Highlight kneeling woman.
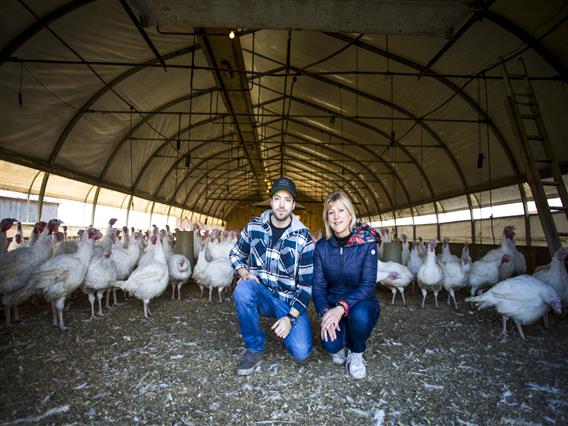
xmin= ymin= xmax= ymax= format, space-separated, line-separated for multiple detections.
xmin=312 ymin=191 xmax=381 ymax=379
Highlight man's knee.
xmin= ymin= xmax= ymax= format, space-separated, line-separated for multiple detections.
xmin=233 ymin=279 xmax=256 ymax=303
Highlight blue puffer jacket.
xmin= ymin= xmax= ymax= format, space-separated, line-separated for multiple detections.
xmin=312 ymin=223 xmax=381 ymax=316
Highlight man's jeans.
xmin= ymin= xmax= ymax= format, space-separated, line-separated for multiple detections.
xmin=233 ymin=279 xmax=313 ymax=361
xmin=321 ymin=298 xmax=380 ymax=354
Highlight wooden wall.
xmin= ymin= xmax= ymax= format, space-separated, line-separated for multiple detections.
xmin=225 ymin=201 xmax=324 ymax=237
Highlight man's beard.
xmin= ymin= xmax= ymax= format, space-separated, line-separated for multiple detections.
xmin=273 ymin=210 xmax=292 ymax=222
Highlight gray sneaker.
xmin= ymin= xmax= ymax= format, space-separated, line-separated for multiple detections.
xmin=331 ymin=348 xmax=347 ymax=365
xmin=236 ymin=349 xmax=264 ymax=375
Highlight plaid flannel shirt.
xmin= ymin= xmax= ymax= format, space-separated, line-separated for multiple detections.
xmin=229 ymin=209 xmax=314 ymax=314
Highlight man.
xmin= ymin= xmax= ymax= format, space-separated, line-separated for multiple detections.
xmin=230 ymin=177 xmax=314 ymax=375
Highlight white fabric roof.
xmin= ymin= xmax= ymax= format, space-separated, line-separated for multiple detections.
xmin=0 ymin=0 xmax=567 ymax=220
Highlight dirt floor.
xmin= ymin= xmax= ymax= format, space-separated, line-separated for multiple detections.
xmin=1 ymin=282 xmax=567 ymax=426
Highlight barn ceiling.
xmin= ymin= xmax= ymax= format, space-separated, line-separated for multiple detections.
xmin=0 ymin=0 xmax=567 ymax=221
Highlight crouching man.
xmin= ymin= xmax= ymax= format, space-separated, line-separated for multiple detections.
xmin=229 ymin=177 xmax=314 ymax=375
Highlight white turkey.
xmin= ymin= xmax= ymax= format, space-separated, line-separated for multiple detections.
xmin=0 ymin=219 xmax=61 ymax=326
xmin=479 ymin=226 xmax=518 ymax=281
xmin=416 ymin=237 xmax=427 ymax=259
xmin=401 ymin=233 xmax=410 ymax=266
xmin=137 ymin=227 xmax=158 ymax=268
xmin=6 ymin=220 xmax=23 ymax=252
xmin=192 ymin=244 xmax=208 ymax=297
xmin=468 ymin=254 xmax=511 ymax=298
xmin=407 ymin=239 xmax=424 ymax=293
xmin=161 ymin=228 xmax=175 ymax=260
xmin=441 ymin=244 xmax=471 ymax=309
xmin=28 ymin=227 xmax=98 ymax=330
xmin=437 ymin=237 xmax=458 ymax=264
xmin=377 ymin=259 xmax=414 ymax=306
xmin=193 ymin=244 xmax=234 ymax=303
xmin=206 ymin=228 xmax=233 ymax=261
xmin=377 ymin=228 xmax=390 ymax=260
xmin=533 ymin=247 xmax=568 ymax=306
xmin=466 ymin=275 xmax=562 ymax=339
xmin=1 ymin=218 xmax=16 ymax=254
xmin=112 ymin=235 xmax=169 ymax=319
xmin=169 ymin=254 xmax=192 ymax=300
xmin=95 ymin=218 xmax=117 ymax=256
xmin=417 ymin=239 xmax=445 ymax=308
xmin=82 ymin=247 xmax=117 ymax=319
xmin=105 ymin=231 xmax=142 ymax=308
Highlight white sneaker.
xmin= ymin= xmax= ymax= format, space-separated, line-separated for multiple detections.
xmin=331 ymin=348 xmax=347 ymax=365
xmin=346 ymin=351 xmax=367 ymax=379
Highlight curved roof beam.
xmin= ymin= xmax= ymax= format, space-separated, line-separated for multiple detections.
xmin=147 ymin=94 xmax=288 ymax=199
xmin=256 ymin=109 xmax=403 ymax=208
xmin=254 ymin=94 xmax=439 ymax=213
xmin=243 ymin=49 xmax=463 ymax=201
xmin=101 ymin=87 xmax=219 ymax=181
xmin=203 ymin=150 xmax=372 ymax=219
xmin=184 ymin=148 xmax=370 ymax=215
xmin=153 ymin=130 xmax=235 ymax=203
xmin=482 ymin=11 xmax=568 ymax=79
xmin=180 ymin=146 xmax=376 ymax=216
xmin=51 ymin=44 xmax=201 ymax=165
xmin=0 ymin=0 xmax=95 ymax=63
xmin=264 ymin=136 xmax=381 ymax=210
xmin=282 ymin=95 xmax=439 ymax=204
xmin=287 ymin=64 xmax=471 ymax=195
xmin=324 ymin=33 xmax=522 ymax=176
xmin=261 ymin=122 xmax=391 ymax=211
xmin=208 ymin=162 xmax=365 ymax=220
xmin=253 ymin=92 xmax=430 ymax=205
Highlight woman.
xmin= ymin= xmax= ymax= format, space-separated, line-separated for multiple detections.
xmin=312 ymin=191 xmax=381 ymax=379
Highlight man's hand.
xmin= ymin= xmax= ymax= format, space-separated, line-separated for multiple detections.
xmin=237 ymin=268 xmax=260 ymax=283
xmin=271 ymin=316 xmax=292 ymax=339
xmin=320 ymin=306 xmax=344 ymax=342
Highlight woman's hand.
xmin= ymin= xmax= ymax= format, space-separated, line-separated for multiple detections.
xmin=320 ymin=306 xmax=345 ymax=342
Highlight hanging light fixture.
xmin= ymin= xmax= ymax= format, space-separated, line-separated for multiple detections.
xmin=229 ymin=30 xmax=235 ymax=39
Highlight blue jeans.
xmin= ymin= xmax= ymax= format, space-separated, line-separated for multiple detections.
xmin=233 ymin=279 xmax=313 ymax=361
xmin=321 ymin=298 xmax=380 ymax=354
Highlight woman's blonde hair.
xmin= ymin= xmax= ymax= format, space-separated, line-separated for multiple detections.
xmin=322 ymin=191 xmax=357 ymax=239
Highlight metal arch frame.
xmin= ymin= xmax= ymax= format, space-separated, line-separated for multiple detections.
xmin=99 ymin=87 xmax=221 ymax=182
xmin=287 ymin=65 xmax=471 ymax=197
xmin=323 ymin=33 xmax=524 ymax=237
xmin=194 ymin=128 xmax=385 ymax=216
xmin=253 ymin=90 xmax=426 ymax=210
xmin=190 ymin=135 xmax=382 ymax=220
xmin=251 ymin=82 xmax=438 ymax=208
xmin=482 ymin=10 xmax=568 ymax=79
xmin=207 ymin=166 xmax=366 ymax=220
xmin=208 ymin=164 xmax=366 ymax=221
xmin=179 ymin=146 xmax=376 ymax=217
xmin=0 ymin=0 xmax=95 ymax=63
xmin=141 ymin=92 xmax=289 ymax=201
xmin=245 ymin=48 xmax=468 ymax=195
xmin=242 ymin=51 xmax=459 ymax=219
xmin=254 ymin=94 xmax=405 ymax=204
xmin=201 ymin=150 xmax=373 ymax=219
xmin=153 ymin=131 xmax=236 ymax=203
xmin=325 ymin=33 xmax=522 ymax=177
xmin=48 ymin=44 xmax=202 ymax=166
xmin=3 ymin=3 xmax=562 ymax=233
xmin=262 ymin=137 xmax=381 ymax=210
xmin=261 ymin=122 xmax=392 ymax=210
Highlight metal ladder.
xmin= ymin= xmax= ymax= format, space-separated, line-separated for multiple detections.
xmin=502 ymin=57 xmax=568 ymax=255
